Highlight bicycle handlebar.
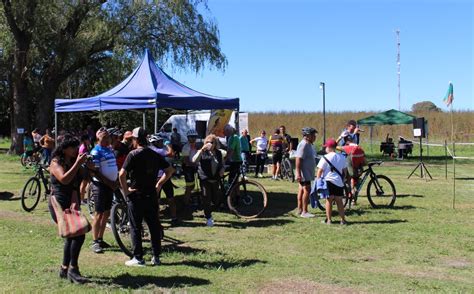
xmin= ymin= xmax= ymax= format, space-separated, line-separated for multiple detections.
xmin=367 ymin=160 xmax=383 ymax=167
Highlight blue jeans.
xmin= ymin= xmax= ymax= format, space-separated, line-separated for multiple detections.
xmin=241 ymin=151 xmax=250 ymax=174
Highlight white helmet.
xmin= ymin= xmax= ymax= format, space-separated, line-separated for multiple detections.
xmin=187 ymin=129 xmax=198 ymax=137
xmin=148 ymin=134 xmax=163 ymax=143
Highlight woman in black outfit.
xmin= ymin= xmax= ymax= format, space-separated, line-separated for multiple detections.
xmin=48 ymin=135 xmax=90 ymax=284
xmin=192 ymin=134 xmax=224 ymax=227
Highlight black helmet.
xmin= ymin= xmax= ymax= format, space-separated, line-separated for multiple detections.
xmin=301 ymin=127 xmax=317 ymax=136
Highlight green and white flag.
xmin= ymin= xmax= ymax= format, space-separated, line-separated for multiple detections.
xmin=443 ymin=82 xmax=454 ymax=107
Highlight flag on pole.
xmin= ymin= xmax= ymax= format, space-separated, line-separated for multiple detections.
xmin=443 ymin=82 xmax=454 ymax=107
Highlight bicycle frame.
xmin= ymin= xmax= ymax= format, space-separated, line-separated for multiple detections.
xmin=352 ymin=162 xmax=381 ymax=199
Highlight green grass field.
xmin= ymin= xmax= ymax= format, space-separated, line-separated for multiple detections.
xmin=0 ymin=153 xmax=473 ymax=293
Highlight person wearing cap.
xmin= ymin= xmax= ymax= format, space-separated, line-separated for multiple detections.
xmin=181 ymin=130 xmax=199 ymax=209
xmin=250 ymin=130 xmax=268 ymax=178
xmin=337 ymin=119 xmax=361 ymax=146
xmin=295 ymin=127 xmax=318 ymax=218
xmin=119 ymin=127 xmax=174 ymax=266
xmin=316 ymin=138 xmax=349 ymax=225
xmin=149 ymin=134 xmax=178 ymax=225
xmin=89 ymin=127 xmax=118 ymax=253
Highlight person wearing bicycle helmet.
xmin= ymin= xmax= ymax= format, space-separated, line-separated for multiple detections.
xmin=295 ymin=127 xmax=317 ymax=218
xmin=181 ymin=130 xmax=199 ymax=208
xmin=149 ymin=134 xmax=178 ymax=225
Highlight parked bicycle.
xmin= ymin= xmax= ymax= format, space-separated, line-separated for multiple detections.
xmin=314 ymin=160 xmax=396 ymax=210
xmin=20 ymin=149 xmax=42 ymax=168
xmin=21 ymin=162 xmax=50 ymax=212
xmin=224 ymin=166 xmax=268 ymax=218
xmin=279 ymin=153 xmax=295 ymax=182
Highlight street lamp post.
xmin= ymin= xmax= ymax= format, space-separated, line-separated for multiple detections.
xmin=319 ymin=82 xmax=326 ymax=144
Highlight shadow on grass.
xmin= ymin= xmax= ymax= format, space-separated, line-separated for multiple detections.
xmin=165 ymin=258 xmax=265 ymax=269
xmin=349 ymin=219 xmax=408 ymax=225
xmin=93 ymin=274 xmax=210 ymax=289
xmin=396 ymin=194 xmax=424 ymax=198
xmin=178 ymin=218 xmax=294 ymax=229
xmin=0 ymin=191 xmax=19 ymax=201
xmin=261 ymin=192 xmax=297 ymax=218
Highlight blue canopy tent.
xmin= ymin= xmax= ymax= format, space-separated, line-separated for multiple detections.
xmin=54 ymin=49 xmax=239 ymax=134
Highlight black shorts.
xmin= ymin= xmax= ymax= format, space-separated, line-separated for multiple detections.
xmin=327 ymin=181 xmax=344 ymax=197
xmin=158 ymin=179 xmax=174 ymax=199
xmin=92 ymin=182 xmax=114 ymax=213
xmin=272 ymin=152 xmax=283 ymax=164
xmin=299 ymin=181 xmax=311 ymax=187
xmin=183 ymin=166 xmax=197 ymax=185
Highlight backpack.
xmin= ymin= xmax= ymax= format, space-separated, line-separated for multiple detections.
xmin=344 ymin=144 xmax=367 ymax=170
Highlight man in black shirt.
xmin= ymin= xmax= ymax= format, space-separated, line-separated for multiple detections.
xmin=119 ymin=127 xmax=174 ymax=267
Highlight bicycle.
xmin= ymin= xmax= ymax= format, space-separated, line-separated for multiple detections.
xmin=279 ymin=153 xmax=295 ymax=182
xmin=223 ymin=165 xmax=268 ymax=218
xmin=21 ymin=162 xmax=50 ymax=212
xmin=314 ymin=160 xmax=396 ymax=210
xmin=110 ymin=190 xmax=167 ymax=257
xmin=20 ymin=149 xmax=42 ymax=167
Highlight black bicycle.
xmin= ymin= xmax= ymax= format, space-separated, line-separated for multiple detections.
xmin=224 ymin=166 xmax=268 ymax=218
xmin=314 ymin=160 xmax=396 ymax=210
xmin=21 ymin=162 xmax=50 ymax=212
xmin=279 ymin=153 xmax=295 ymax=182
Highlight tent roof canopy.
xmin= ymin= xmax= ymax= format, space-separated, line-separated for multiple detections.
xmin=357 ymin=109 xmax=416 ymax=126
xmin=55 ymin=49 xmax=239 ymax=112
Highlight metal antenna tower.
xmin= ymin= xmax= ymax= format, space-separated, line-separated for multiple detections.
xmin=396 ymin=29 xmax=401 ymax=111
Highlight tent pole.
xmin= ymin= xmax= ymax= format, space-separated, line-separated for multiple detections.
xmin=235 ymin=108 xmax=240 ymax=133
xmin=154 ymin=107 xmax=158 ymax=133
xmin=54 ymin=112 xmax=58 ymax=143
xmin=143 ymin=111 xmax=146 ymax=130
xmin=370 ymin=126 xmax=373 ymax=154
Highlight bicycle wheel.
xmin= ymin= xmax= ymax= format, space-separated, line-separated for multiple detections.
xmin=283 ymin=158 xmax=295 ymax=182
xmin=111 ymin=202 xmax=133 ymax=257
xmin=20 ymin=154 xmax=28 ymax=167
xmin=21 ymin=177 xmax=41 ymax=212
xmin=111 ymin=202 xmax=152 ymax=257
xmin=86 ymin=184 xmax=95 ymax=218
xmin=367 ymin=175 xmax=396 ymax=208
xmin=227 ymin=179 xmax=267 ymax=218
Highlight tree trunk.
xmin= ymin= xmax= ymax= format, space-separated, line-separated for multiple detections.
xmin=36 ymin=84 xmax=59 ymax=132
xmin=8 ymin=48 xmax=31 ymax=155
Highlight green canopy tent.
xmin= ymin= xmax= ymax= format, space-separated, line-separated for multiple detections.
xmin=357 ymin=109 xmax=417 ymax=152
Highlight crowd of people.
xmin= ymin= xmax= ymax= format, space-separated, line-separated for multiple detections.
xmin=35 ymin=119 xmax=363 ymax=283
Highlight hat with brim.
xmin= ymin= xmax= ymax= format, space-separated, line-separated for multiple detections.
xmin=132 ymin=127 xmax=147 ymax=139
xmin=323 ymin=138 xmax=337 ymax=148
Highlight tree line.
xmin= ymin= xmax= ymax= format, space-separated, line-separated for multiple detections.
xmin=0 ymin=0 xmax=226 ymax=153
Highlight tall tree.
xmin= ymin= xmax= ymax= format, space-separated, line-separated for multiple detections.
xmin=1 ymin=0 xmax=227 ymax=154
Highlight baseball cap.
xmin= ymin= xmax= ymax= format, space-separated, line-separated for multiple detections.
xmin=132 ymin=127 xmax=147 ymax=139
xmin=323 ymin=138 xmax=337 ymax=148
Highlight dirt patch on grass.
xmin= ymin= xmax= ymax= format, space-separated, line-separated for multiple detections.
xmin=442 ymin=258 xmax=471 ymax=269
xmin=259 ymin=279 xmax=362 ymax=294
xmin=0 ymin=209 xmax=51 ymax=226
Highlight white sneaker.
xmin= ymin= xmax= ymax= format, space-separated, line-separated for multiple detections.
xmin=300 ymin=212 xmax=315 ymax=218
xmin=150 ymin=256 xmax=161 ymax=266
xmin=258 ymin=173 xmax=264 ymax=178
xmin=125 ymin=257 xmax=145 ymax=267
xmin=206 ymin=218 xmax=214 ymax=227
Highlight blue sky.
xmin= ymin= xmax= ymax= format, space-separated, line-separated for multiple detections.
xmin=169 ymin=0 xmax=473 ymax=112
